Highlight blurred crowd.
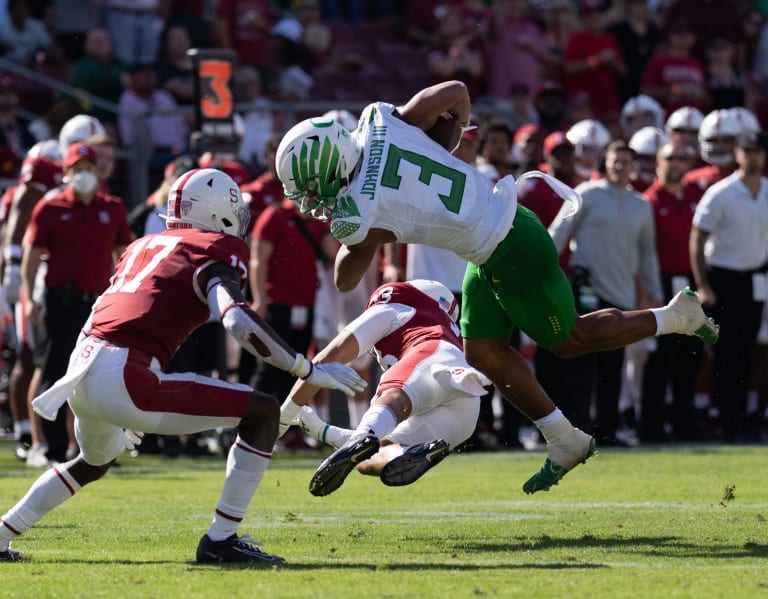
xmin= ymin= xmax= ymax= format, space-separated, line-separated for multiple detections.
xmin=2 ymin=0 xmax=768 ymax=463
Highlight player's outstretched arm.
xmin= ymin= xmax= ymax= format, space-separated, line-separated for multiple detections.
xmin=396 ymin=80 xmax=471 ymax=133
xmin=279 ymin=330 xmax=362 ymax=436
xmin=201 ymin=262 xmax=366 ymax=396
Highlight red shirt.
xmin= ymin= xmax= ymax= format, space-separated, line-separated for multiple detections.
xmin=0 ymin=185 xmax=15 ymax=223
xmin=644 ymin=180 xmax=702 ymax=275
xmin=681 ymin=164 xmax=734 ymax=193
xmin=216 ymin=0 xmax=273 ymax=68
xmin=369 ymin=282 xmax=462 ymax=362
xmin=641 ymin=54 xmax=706 ymax=113
xmin=27 ymin=188 xmax=134 ymax=293
xmin=252 ymin=200 xmax=328 ymax=306
xmin=241 ymin=172 xmax=282 ymax=235
xmin=563 ymin=31 xmax=623 ymax=118
xmin=90 ymin=229 xmax=248 ymax=369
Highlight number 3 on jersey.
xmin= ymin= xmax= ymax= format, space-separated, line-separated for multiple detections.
xmin=380 ymin=144 xmax=466 ymax=213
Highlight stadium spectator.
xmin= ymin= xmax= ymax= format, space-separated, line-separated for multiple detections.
xmin=118 ymin=62 xmax=190 ymax=189
xmin=664 ymin=0 xmax=743 ymax=65
xmin=485 ymin=0 xmax=549 ymax=102
xmin=641 ymin=17 xmax=707 ymax=114
xmin=157 ymin=24 xmax=196 ymax=106
xmin=563 ymin=0 xmax=625 ymax=127
xmin=215 ymin=0 xmax=275 ymax=75
xmin=69 ymin=29 xmax=126 ymax=127
xmin=533 ymin=80 xmax=568 ymax=135
xmin=640 ymin=140 xmax=706 ymax=442
xmin=0 ymin=78 xmax=34 ymax=180
xmin=705 ymin=37 xmax=746 ymax=111
xmin=514 ymin=123 xmax=544 ymax=173
xmin=690 ymin=131 xmax=768 ymax=442
xmin=161 ymin=0 xmax=212 ymax=48
xmin=607 ymin=0 xmax=661 ymax=104
xmin=234 ymin=66 xmax=277 ymax=174
xmin=0 ymin=0 xmax=51 ymax=66
xmin=549 ymin=140 xmax=663 ymax=446
xmin=425 ymin=4 xmax=485 ymax=100
xmin=476 ymin=119 xmax=518 ymax=183
xmin=282 ymin=280 xmax=487 ymax=495
xmin=540 ymin=0 xmax=579 ymax=82
xmin=275 ymin=81 xmax=720 ymax=493
xmin=0 ymin=167 xmax=365 ymax=563
xmin=105 ymin=0 xmax=163 ymax=67
xmin=51 ymin=0 xmax=104 ymax=63
xmin=501 ymin=83 xmax=539 ymax=131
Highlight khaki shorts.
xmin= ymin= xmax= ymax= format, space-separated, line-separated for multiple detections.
xmin=460 ymin=205 xmax=576 ymax=347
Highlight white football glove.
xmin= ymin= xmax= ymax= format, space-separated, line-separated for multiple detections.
xmin=123 ymin=429 xmax=144 ymax=453
xmin=278 ymin=397 xmax=302 ymax=439
xmin=306 ymin=362 xmax=366 ymax=396
xmin=3 ymin=263 xmax=20 ymax=304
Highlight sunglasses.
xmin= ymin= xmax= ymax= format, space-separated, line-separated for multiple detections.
xmin=663 ymin=155 xmax=688 ymax=162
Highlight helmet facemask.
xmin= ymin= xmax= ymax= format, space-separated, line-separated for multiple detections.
xmin=278 ymin=118 xmax=361 ymax=222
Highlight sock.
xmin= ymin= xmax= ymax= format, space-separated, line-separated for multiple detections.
xmin=347 ymin=399 xmax=369 ymax=429
xmin=0 ymin=466 xmax=81 ymax=550
xmin=353 ymin=404 xmax=398 ymax=439
xmin=207 ymin=436 xmax=271 ymax=542
xmin=318 ymin=424 xmax=352 ymax=449
xmin=533 ymin=408 xmax=575 ymax=443
xmin=13 ymin=419 xmax=31 ymax=439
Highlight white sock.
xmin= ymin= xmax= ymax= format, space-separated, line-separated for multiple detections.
xmin=317 ymin=423 xmax=353 ymax=449
xmin=347 ymin=399 xmax=369 ymax=429
xmin=353 ymin=404 xmax=398 ymax=439
xmin=13 ymin=419 xmax=31 ymax=439
xmin=208 ymin=436 xmax=271 ymax=542
xmin=0 ymin=466 xmax=81 ymax=550
xmin=533 ymin=408 xmax=574 ymax=443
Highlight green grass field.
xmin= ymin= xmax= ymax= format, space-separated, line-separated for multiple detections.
xmin=1 ymin=442 xmax=767 ymax=599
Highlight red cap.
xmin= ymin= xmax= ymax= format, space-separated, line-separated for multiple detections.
xmin=543 ymin=131 xmax=574 ymax=159
xmin=63 ymin=142 xmax=97 ymax=169
xmin=513 ymin=123 xmax=543 ymax=146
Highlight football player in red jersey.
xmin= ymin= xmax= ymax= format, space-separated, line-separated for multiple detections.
xmin=279 ymin=280 xmax=490 ymax=497
xmin=0 ymin=140 xmax=63 ymax=463
xmin=0 ymin=168 xmax=366 ymax=564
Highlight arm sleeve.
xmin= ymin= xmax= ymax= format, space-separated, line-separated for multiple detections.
xmin=207 ymin=277 xmax=307 ymax=376
xmin=342 ymin=303 xmax=416 ymax=358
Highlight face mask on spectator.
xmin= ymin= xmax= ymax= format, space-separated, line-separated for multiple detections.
xmin=70 ymin=170 xmax=99 ymax=195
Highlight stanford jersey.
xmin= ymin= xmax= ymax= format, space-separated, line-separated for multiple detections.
xmin=88 ymin=229 xmax=248 ymax=369
xmin=20 ymin=156 xmax=63 ymax=193
xmin=368 ymin=282 xmax=462 ymax=363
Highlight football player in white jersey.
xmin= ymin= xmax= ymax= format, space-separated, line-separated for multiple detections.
xmin=275 ymin=80 xmax=720 ymax=494
xmin=280 ymin=279 xmax=488 ymax=496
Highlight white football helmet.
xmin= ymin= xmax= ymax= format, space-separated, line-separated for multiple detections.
xmin=26 ymin=139 xmax=62 ymax=162
xmin=567 ymin=119 xmax=611 ymax=179
xmin=698 ymin=109 xmax=741 ymax=167
xmin=728 ymin=107 xmax=760 ymax=135
xmin=323 ymin=109 xmax=359 ymax=133
xmin=164 ymin=168 xmax=250 ymax=239
xmin=629 ymin=127 xmax=670 ymax=157
xmin=408 ymin=279 xmax=459 ymax=323
xmin=276 ymin=116 xmax=362 ymax=222
xmin=58 ymin=115 xmax=106 ymax=154
xmin=620 ymin=95 xmax=665 ymax=139
xmin=665 ymin=106 xmax=704 ymax=136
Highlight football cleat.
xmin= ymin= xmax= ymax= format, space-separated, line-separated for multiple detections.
xmin=379 ymin=439 xmax=450 ymax=487
xmin=309 ymin=434 xmax=379 ymax=496
xmin=667 ymin=287 xmax=719 ymax=344
xmin=523 ymin=430 xmax=597 ymax=494
xmin=196 ymin=533 xmax=285 ymax=565
xmin=0 ymin=547 xmax=24 ymax=562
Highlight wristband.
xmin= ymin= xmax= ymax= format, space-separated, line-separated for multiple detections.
xmin=299 ymin=361 xmax=314 ymax=380
xmin=219 ymin=301 xmax=248 ymax=320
